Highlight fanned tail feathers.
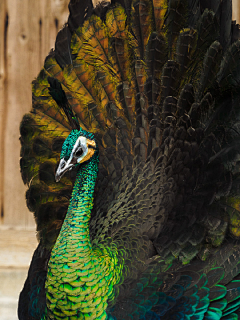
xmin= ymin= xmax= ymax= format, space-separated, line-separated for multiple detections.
xmin=19 ymin=0 xmax=240 ymax=319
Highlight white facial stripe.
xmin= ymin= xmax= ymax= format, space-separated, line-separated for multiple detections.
xmin=71 ymin=136 xmax=88 ymax=163
xmin=72 ymin=136 xmax=87 ymax=154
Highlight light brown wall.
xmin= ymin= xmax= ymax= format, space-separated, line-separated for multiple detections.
xmin=0 ymin=1 xmax=239 ymax=229
xmin=233 ymin=0 xmax=240 ymax=22
xmin=0 ymin=0 xmax=70 ymax=228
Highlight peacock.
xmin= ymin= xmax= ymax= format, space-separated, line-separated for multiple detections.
xmin=18 ymin=0 xmax=240 ymax=319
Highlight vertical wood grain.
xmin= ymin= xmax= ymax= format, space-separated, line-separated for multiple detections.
xmin=233 ymin=0 xmax=240 ymax=22
xmin=3 ymin=0 xmax=42 ymax=227
xmin=2 ymin=0 xmax=69 ymax=228
xmin=0 ymin=0 xmax=7 ymax=225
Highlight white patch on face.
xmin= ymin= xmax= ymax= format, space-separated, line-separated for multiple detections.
xmin=71 ymin=136 xmax=88 ymax=163
xmin=56 ymin=136 xmax=91 ymax=182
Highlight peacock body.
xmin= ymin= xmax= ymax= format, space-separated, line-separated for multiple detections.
xmin=45 ymin=128 xmax=123 ymax=319
xmin=18 ymin=0 xmax=240 ymax=319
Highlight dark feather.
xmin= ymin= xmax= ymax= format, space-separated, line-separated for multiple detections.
xmin=47 ymin=77 xmax=80 ymax=130
xmin=18 ymin=0 xmax=240 ymax=319
xmin=68 ymin=0 xmax=93 ymax=32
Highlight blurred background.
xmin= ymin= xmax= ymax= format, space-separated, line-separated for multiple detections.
xmin=0 ymin=0 xmax=239 ymax=319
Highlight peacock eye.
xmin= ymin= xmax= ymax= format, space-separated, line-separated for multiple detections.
xmin=75 ymin=148 xmax=83 ymax=157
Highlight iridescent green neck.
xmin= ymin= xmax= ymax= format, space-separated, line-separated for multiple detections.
xmin=59 ymin=153 xmax=99 ymax=251
xmin=44 ymin=155 xmax=122 ymax=320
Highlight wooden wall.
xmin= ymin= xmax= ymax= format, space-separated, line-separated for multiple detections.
xmin=233 ymin=0 xmax=240 ymax=22
xmin=0 ymin=0 xmax=70 ymax=228
xmin=0 ymin=1 xmax=239 ymax=229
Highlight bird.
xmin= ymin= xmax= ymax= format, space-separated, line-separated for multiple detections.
xmin=17 ymin=0 xmax=240 ymax=319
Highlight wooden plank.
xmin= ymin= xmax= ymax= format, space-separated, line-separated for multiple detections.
xmin=0 ymin=0 xmax=7 ymax=226
xmin=39 ymin=0 xmax=69 ymax=65
xmin=233 ymin=0 xmax=240 ymax=22
xmin=2 ymin=0 xmax=69 ymax=228
xmin=3 ymin=0 xmax=42 ymax=228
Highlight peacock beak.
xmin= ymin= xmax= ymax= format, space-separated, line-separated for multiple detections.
xmin=55 ymin=158 xmax=75 ymax=182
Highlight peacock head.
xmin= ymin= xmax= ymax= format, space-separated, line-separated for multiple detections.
xmin=55 ymin=129 xmax=98 ymax=182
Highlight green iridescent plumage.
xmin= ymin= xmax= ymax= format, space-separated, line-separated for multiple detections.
xmin=18 ymin=0 xmax=240 ymax=319
xmin=45 ymin=131 xmax=122 ymax=319
xmin=20 ymin=121 xmax=127 ymax=319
